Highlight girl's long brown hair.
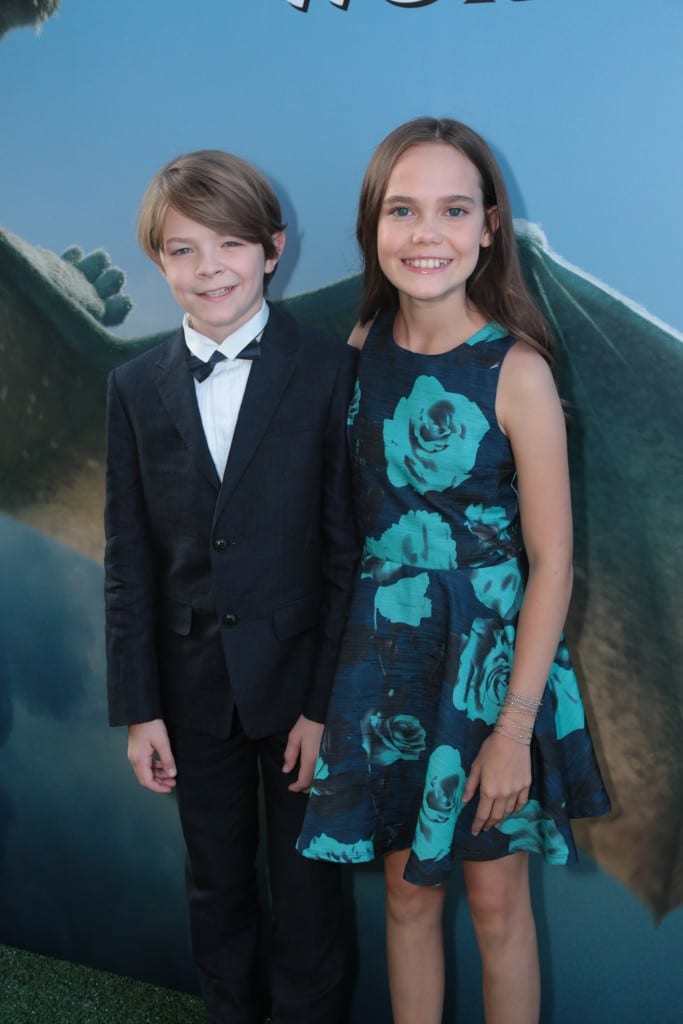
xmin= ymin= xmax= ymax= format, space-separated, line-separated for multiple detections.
xmin=356 ymin=117 xmax=554 ymax=364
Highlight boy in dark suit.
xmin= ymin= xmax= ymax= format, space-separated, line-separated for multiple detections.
xmin=104 ymin=150 xmax=358 ymax=1024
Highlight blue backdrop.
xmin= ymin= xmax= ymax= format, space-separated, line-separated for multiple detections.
xmin=1 ymin=2 xmax=682 ymax=1021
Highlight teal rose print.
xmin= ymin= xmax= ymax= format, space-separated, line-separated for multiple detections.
xmin=465 ymin=503 xmax=514 ymax=546
xmin=311 ymin=755 xmax=330 ymax=796
xmin=548 ymin=642 xmax=585 ymax=739
xmin=299 ymin=833 xmax=375 ymax=863
xmin=374 ymin=572 xmax=431 ymax=627
xmin=384 ymin=376 xmax=489 ymax=494
xmin=347 ymin=379 xmax=361 ymax=425
xmin=453 ymin=618 xmax=516 ymax=724
xmin=470 ymin=560 xmax=523 ymax=619
xmin=365 ymin=510 xmax=458 ymax=571
xmin=361 ymin=710 xmax=427 ymax=767
xmin=498 ymin=800 xmax=570 ymax=863
xmin=413 ymin=745 xmax=466 ymax=863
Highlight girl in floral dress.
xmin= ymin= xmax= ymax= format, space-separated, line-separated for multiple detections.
xmin=298 ymin=117 xmax=610 ymax=1024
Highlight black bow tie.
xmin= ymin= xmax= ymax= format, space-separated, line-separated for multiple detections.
xmin=186 ymin=338 xmax=260 ymax=381
xmin=236 ymin=337 xmax=261 ymax=361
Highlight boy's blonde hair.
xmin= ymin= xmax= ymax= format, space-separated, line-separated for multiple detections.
xmin=138 ymin=150 xmax=286 ymax=286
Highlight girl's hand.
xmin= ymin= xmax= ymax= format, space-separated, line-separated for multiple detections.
xmin=462 ymin=733 xmax=531 ymax=835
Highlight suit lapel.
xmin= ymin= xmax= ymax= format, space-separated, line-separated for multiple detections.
xmin=154 ymin=330 xmax=221 ymax=490
xmin=213 ymin=307 xmax=299 ymax=524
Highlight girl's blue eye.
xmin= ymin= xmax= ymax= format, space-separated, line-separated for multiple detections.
xmin=391 ymin=207 xmax=411 ymax=218
xmin=171 ymin=247 xmax=191 ymax=256
xmin=446 ymin=207 xmax=465 ymax=218
xmin=222 ymin=240 xmax=241 ymax=248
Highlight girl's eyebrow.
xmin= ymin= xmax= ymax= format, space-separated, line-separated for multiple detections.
xmin=164 ymin=236 xmax=194 ymax=245
xmin=383 ymin=193 xmax=476 ymax=205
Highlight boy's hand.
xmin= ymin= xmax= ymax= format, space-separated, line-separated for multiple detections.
xmin=283 ymin=715 xmax=324 ymax=793
xmin=127 ymin=719 xmax=177 ymax=794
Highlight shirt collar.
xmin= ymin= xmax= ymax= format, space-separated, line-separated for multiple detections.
xmin=183 ymin=301 xmax=270 ymax=361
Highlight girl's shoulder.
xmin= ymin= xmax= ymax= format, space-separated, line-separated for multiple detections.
xmin=500 ymin=338 xmax=554 ymax=386
xmin=497 ymin=340 xmax=562 ymax=436
xmin=347 ymin=308 xmax=395 ymax=350
xmin=347 ymin=320 xmax=372 ymax=350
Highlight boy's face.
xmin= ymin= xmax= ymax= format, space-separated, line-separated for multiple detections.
xmin=158 ymin=208 xmax=284 ymax=343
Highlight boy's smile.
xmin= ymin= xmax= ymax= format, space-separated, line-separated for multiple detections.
xmin=158 ymin=208 xmax=284 ymax=343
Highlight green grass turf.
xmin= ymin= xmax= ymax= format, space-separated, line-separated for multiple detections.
xmin=0 ymin=945 xmax=205 ymax=1023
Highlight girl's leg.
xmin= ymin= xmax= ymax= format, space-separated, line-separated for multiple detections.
xmin=463 ymin=853 xmax=540 ymax=1024
xmin=384 ymin=848 xmax=447 ymax=1024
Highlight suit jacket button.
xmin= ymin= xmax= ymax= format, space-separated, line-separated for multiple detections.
xmin=222 ymin=612 xmax=238 ymax=627
xmin=213 ymin=537 xmax=228 ymax=551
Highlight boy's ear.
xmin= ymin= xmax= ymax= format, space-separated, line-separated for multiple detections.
xmin=265 ymin=231 xmax=286 ymax=273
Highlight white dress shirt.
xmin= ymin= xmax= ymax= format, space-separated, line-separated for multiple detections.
xmin=183 ymin=302 xmax=269 ymax=480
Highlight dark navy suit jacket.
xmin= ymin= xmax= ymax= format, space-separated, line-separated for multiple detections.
xmin=105 ymin=305 xmax=359 ymax=738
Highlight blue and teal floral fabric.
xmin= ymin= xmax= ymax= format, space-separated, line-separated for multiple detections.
xmin=298 ymin=313 xmax=610 ymax=884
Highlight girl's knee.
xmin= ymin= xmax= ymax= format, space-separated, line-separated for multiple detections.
xmin=468 ymin=887 xmax=515 ymax=937
xmin=387 ymin=856 xmax=446 ymax=929
xmin=464 ymin=856 xmax=533 ymax=940
xmin=385 ymin=854 xmax=445 ymax=927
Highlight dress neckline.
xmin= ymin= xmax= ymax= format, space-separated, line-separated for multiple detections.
xmin=380 ymin=311 xmax=508 ymax=357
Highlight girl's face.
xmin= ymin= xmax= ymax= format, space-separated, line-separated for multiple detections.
xmin=377 ymin=142 xmax=494 ymax=311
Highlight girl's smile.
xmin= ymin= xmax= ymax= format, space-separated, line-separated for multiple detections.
xmin=402 ymin=257 xmax=453 ymax=271
xmin=377 ymin=142 xmax=493 ymax=310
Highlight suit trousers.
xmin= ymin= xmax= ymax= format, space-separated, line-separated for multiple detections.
xmin=171 ymin=719 xmax=345 ymax=1024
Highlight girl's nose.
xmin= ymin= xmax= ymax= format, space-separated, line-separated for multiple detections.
xmin=411 ymin=217 xmax=442 ymax=244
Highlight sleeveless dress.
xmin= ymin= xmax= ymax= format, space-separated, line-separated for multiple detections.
xmin=298 ymin=313 xmax=611 ymax=886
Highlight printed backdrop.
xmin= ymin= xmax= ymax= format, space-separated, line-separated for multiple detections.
xmin=1 ymin=2 xmax=682 ymax=1022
